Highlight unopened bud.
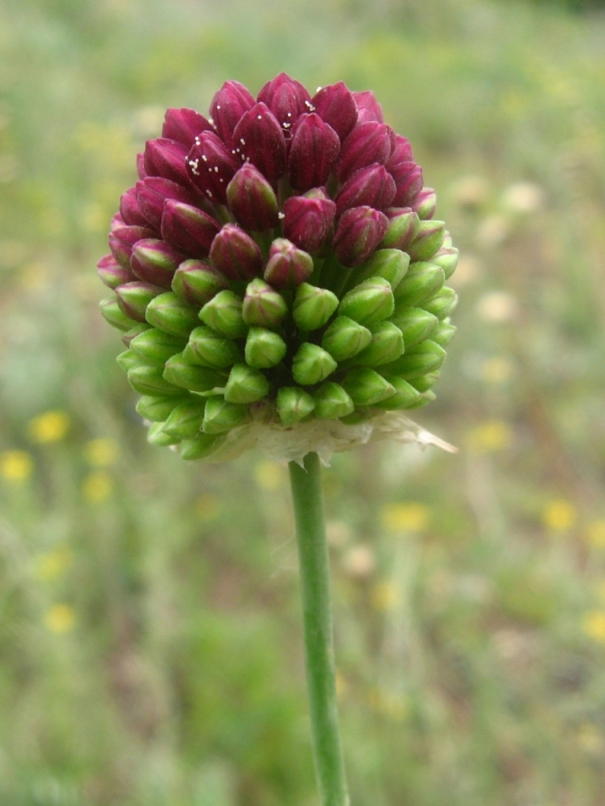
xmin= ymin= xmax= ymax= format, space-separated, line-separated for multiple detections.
xmin=389 ymin=306 xmax=439 ymax=348
xmin=184 ymin=325 xmax=241 ymax=369
xmin=390 ymin=161 xmax=423 ymax=207
xmin=293 ymin=283 xmax=339 ymax=331
xmin=162 ymin=398 xmax=207 ymax=439
xmin=423 ymin=287 xmax=458 ymax=320
xmin=242 ymin=278 xmax=288 ymax=328
xmin=131 ymin=239 xmax=183 ymax=287
xmin=264 ymin=239 xmax=313 ymax=289
xmin=136 ymin=177 xmax=196 ymax=229
xmin=350 ymin=321 xmax=404 ymax=367
xmin=410 ymin=371 xmax=440 ymax=393
xmin=186 ymin=131 xmax=239 ymax=204
xmin=277 ymin=386 xmax=316 ymax=425
xmin=233 ymin=103 xmax=287 ymax=185
xmin=130 ymin=328 xmax=187 ymax=364
xmin=226 ymin=163 xmax=279 ymax=231
xmin=412 ymin=187 xmax=437 ymax=220
xmin=372 ymin=376 xmax=422 ymax=410
xmin=431 ymin=322 xmax=456 ymax=347
xmin=99 ymin=298 xmax=137 ymax=331
xmin=406 ymin=220 xmax=446 ymax=262
xmin=430 ymin=246 xmax=459 ymax=280
xmin=210 ymin=80 xmax=256 ymax=147
xmin=202 ymin=395 xmax=249 ymax=434
xmin=145 ymin=291 xmax=200 ymax=338
xmin=288 ymin=113 xmax=340 ymax=191
xmin=393 ymin=262 xmax=444 ymax=307
xmin=337 ymin=122 xmax=394 ymax=182
xmin=245 ymin=327 xmax=287 ymax=369
xmin=292 ymin=343 xmax=337 ymax=386
xmin=321 ymin=316 xmax=372 ymax=361
xmin=116 ymin=281 xmax=165 ymax=322
xmin=161 ymin=200 xmax=220 ymax=258
xmin=119 ymin=187 xmax=149 ymax=227
xmin=333 ymin=206 xmax=389 ymax=267
xmin=406 ymin=390 xmax=436 ymax=410
xmin=224 ymin=363 xmax=270 ymax=404
xmin=209 ymin=224 xmax=263 ymax=282
xmin=199 ymin=290 xmax=247 ymax=338
xmin=311 ymin=82 xmax=358 ymax=140
xmin=162 ymin=107 xmax=213 ymax=147
xmin=335 ymin=163 xmax=396 ymax=214
xmin=116 ymin=349 xmax=140 ymax=373
xmin=180 ymin=433 xmax=221 ymax=461
xmin=382 ymin=340 xmax=446 ymax=379
xmin=109 ymin=225 xmax=154 ymax=268
xmin=144 ymin=137 xmax=191 ymax=186
xmin=127 ymin=364 xmax=183 ymax=397
xmin=338 ymin=276 xmax=394 ymax=327
xmin=341 ymin=368 xmax=395 ymax=406
xmin=97 ymin=254 xmax=135 ymax=289
xmin=258 ymin=73 xmax=311 ymax=130
xmin=136 ymin=394 xmax=189 ymax=422
xmin=353 ymin=90 xmax=384 ymax=124
xmin=313 ymin=382 xmax=355 ymax=420
xmin=147 ymin=422 xmax=180 ymax=447
xmin=163 ymin=353 xmax=227 ymax=393
xmin=282 ymin=192 xmax=336 ymax=253
xmin=380 ymin=208 xmax=420 ymax=250
xmin=121 ymin=323 xmax=151 ymax=347
xmin=171 ymin=259 xmax=229 ymax=305
xmin=353 ymin=248 xmax=410 ymax=289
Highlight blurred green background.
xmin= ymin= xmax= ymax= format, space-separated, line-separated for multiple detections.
xmin=1 ymin=0 xmax=605 ymax=803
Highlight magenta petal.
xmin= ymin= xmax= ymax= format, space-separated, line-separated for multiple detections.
xmin=210 ymin=80 xmax=256 ymax=147
xmin=311 ymin=82 xmax=358 ymax=141
xmin=288 ymin=114 xmax=340 ymax=191
xmin=232 ymin=102 xmax=287 ymax=186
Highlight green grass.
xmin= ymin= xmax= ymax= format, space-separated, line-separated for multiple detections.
xmin=1 ymin=0 xmax=605 ymax=803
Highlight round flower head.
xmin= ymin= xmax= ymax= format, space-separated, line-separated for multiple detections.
xmin=98 ymin=74 xmax=459 ymax=462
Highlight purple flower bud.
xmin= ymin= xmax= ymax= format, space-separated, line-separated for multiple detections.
xmin=172 ymin=259 xmax=229 ymax=305
xmin=352 ymin=90 xmax=384 ymax=124
xmin=337 ymin=122 xmax=395 ymax=182
xmin=109 ymin=225 xmax=155 ymax=268
xmin=160 ymin=200 xmax=220 ymax=258
xmin=242 ymin=278 xmax=288 ymax=328
xmin=412 ymin=187 xmax=437 ymax=220
xmin=311 ymin=82 xmax=358 ymax=141
xmin=257 ymin=72 xmax=311 ymax=132
xmin=144 ymin=138 xmax=191 ymax=186
xmin=209 ymin=224 xmax=263 ymax=282
xmin=210 ymin=80 xmax=256 ymax=147
xmin=97 ymin=254 xmax=135 ymax=289
xmin=136 ymin=153 xmax=147 ymax=179
xmin=119 ymin=187 xmax=150 ymax=227
xmin=136 ymin=177 xmax=196 ymax=229
xmin=226 ymin=163 xmax=279 ymax=231
xmin=282 ymin=191 xmax=336 ymax=253
xmin=386 ymin=134 xmax=413 ymax=166
xmin=390 ymin=161 xmax=423 ymax=207
xmin=232 ymin=103 xmax=287 ymax=186
xmin=130 ymin=238 xmax=184 ymax=287
xmin=162 ymin=107 xmax=213 ymax=147
xmin=335 ymin=163 xmax=396 ymax=215
xmin=288 ymin=114 xmax=340 ymax=191
xmin=264 ymin=238 xmax=313 ymax=289
xmin=332 ymin=206 xmax=389 ymax=267
xmin=380 ymin=207 xmax=420 ymax=250
xmin=116 ymin=281 xmax=165 ymax=322
xmin=110 ymin=213 xmax=125 ymax=231
xmin=186 ymin=131 xmax=239 ymax=204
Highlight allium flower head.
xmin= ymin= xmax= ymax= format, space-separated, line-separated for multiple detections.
xmin=98 ymin=75 xmax=458 ymax=462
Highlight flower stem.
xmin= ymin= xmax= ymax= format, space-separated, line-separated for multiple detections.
xmin=288 ymin=452 xmax=349 ymax=806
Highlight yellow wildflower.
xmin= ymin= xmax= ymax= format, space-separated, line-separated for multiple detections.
xmin=35 ymin=546 xmax=73 ymax=581
xmin=254 ymin=460 xmax=283 ymax=491
xmin=583 ymin=611 xmax=605 ymax=644
xmin=82 ymin=471 xmax=113 ymax=503
xmin=542 ymin=499 xmax=576 ymax=533
xmin=0 ymin=449 xmax=33 ymax=482
xmin=467 ymin=420 xmax=513 ymax=453
xmin=381 ymin=501 xmax=430 ymax=533
xmin=45 ymin=604 xmax=75 ymax=634
xmin=28 ymin=410 xmax=70 ymax=444
xmin=83 ymin=437 xmax=119 ymax=467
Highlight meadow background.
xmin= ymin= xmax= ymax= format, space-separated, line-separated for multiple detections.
xmin=1 ymin=0 xmax=605 ymax=803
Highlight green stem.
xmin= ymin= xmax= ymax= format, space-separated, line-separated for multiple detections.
xmin=288 ymin=452 xmax=349 ymax=806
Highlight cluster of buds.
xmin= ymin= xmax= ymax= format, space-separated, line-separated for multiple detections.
xmin=98 ymin=75 xmax=458 ymax=460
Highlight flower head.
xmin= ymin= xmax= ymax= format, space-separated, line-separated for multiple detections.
xmin=98 ymin=75 xmax=459 ymax=461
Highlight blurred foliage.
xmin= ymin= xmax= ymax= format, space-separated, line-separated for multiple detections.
xmin=1 ymin=0 xmax=605 ymax=804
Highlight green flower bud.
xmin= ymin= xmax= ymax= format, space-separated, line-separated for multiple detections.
xmin=313 ymin=382 xmax=355 ymax=419
xmin=145 ymin=292 xmax=200 ymax=338
xmin=406 ymin=390 xmax=436 ymax=409
xmin=199 ymin=290 xmax=247 ymax=339
xmin=277 ymin=386 xmax=316 ymax=425
xmin=353 ymin=249 xmax=410 ymax=289
xmin=100 ymin=298 xmax=137 ymax=331
xmin=116 ymin=349 xmax=142 ymax=372
xmin=163 ymin=353 xmax=227 ymax=393
xmin=338 ymin=277 xmax=394 ymax=327
xmin=321 ymin=316 xmax=372 ymax=362
xmin=127 ymin=365 xmax=184 ymax=397
xmin=130 ymin=328 xmax=187 ymax=364
xmin=389 ymin=306 xmax=439 ymax=348
xmin=184 ymin=326 xmax=241 ymax=369
xmin=202 ymin=396 xmax=249 ymax=434
xmin=372 ymin=376 xmax=422 ymax=410
xmin=245 ymin=327 xmax=287 ymax=369
xmin=409 ymin=371 xmax=440 ymax=392
xmin=382 ymin=340 xmax=446 ymax=379
xmin=136 ymin=394 xmax=190 ymax=422
xmin=162 ymin=398 xmax=207 ymax=439
xmin=431 ymin=246 xmax=458 ymax=280
xmin=293 ymin=283 xmax=339 ymax=331
xmin=380 ymin=209 xmax=420 ymax=251
xmin=121 ymin=323 xmax=151 ymax=347
xmin=117 ymin=281 xmax=165 ymax=322
xmin=406 ymin=220 xmax=445 ymax=262
xmin=242 ymin=278 xmax=288 ymax=329
xmin=431 ymin=321 xmax=457 ymax=347
xmin=224 ymin=363 xmax=269 ymax=404
xmin=339 ymin=407 xmax=374 ymax=425
xmin=349 ymin=321 xmax=404 ymax=368
xmin=147 ymin=421 xmax=180 ymax=447
xmin=341 ymin=368 xmax=395 ymax=405
xmin=422 ymin=287 xmax=458 ymax=320
xmin=171 ymin=259 xmax=229 ymax=305
xmin=292 ymin=343 xmax=338 ymax=386
xmin=180 ymin=433 xmax=221 ymax=460
xmin=393 ymin=262 xmax=444 ymax=307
